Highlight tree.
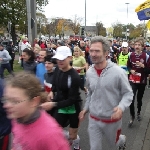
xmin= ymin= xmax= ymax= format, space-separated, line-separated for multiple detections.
xmin=129 ymin=24 xmax=144 ymax=39
xmin=0 ymin=0 xmax=48 ymax=44
xmin=45 ymin=21 xmax=56 ymax=38
xmin=69 ymin=15 xmax=83 ymax=35
xmin=55 ymin=19 xmax=70 ymax=38
xmin=96 ymin=22 xmax=106 ymax=37
xmin=36 ymin=12 xmax=48 ymax=36
xmin=112 ymin=21 xmax=124 ymax=38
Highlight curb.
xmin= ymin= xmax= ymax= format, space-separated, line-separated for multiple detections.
xmin=132 ymin=101 xmax=150 ymax=150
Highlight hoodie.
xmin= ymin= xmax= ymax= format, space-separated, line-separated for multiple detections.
xmin=0 ymin=49 xmax=12 ymax=64
xmin=84 ymin=61 xmax=133 ymax=119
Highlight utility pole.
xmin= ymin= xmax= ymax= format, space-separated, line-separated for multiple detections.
xmin=85 ymin=0 xmax=86 ymax=36
xmin=26 ymin=0 xmax=32 ymax=44
xmin=31 ymin=0 xmax=37 ymax=44
xmin=125 ymin=3 xmax=129 ymax=41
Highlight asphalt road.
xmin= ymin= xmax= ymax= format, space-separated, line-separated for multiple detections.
xmin=78 ymin=88 xmax=150 ymax=150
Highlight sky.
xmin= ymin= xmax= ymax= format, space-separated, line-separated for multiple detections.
xmin=44 ymin=0 xmax=146 ymax=28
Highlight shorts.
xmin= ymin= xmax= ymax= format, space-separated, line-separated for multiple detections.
xmin=53 ymin=104 xmax=81 ymax=128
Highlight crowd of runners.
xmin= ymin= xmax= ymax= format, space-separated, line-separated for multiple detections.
xmin=0 ymin=35 xmax=150 ymax=150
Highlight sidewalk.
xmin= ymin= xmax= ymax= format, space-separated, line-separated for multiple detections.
xmin=132 ymin=101 xmax=150 ymax=150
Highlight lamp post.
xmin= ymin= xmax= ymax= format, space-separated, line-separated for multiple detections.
xmin=85 ymin=0 xmax=86 ymax=36
xmin=26 ymin=0 xmax=32 ymax=43
xmin=125 ymin=2 xmax=129 ymax=40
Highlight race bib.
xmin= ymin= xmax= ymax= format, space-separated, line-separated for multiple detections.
xmin=129 ymin=73 xmax=141 ymax=83
xmin=58 ymin=105 xmax=76 ymax=114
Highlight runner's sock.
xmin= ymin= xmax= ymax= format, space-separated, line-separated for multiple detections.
xmin=63 ymin=130 xmax=69 ymax=139
xmin=73 ymin=135 xmax=80 ymax=149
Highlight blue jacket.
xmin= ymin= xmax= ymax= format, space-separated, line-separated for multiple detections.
xmin=36 ymin=63 xmax=46 ymax=85
xmin=0 ymin=79 xmax=11 ymax=136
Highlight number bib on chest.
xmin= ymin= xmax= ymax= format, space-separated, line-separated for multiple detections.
xmin=129 ymin=73 xmax=141 ymax=83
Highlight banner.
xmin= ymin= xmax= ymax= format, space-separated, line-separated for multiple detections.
xmin=135 ymin=0 xmax=150 ymax=20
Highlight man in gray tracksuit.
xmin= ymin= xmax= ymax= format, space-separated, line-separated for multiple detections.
xmin=79 ymin=36 xmax=133 ymax=150
xmin=0 ymin=44 xmax=12 ymax=78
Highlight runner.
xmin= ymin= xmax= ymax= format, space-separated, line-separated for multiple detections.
xmin=22 ymin=48 xmax=37 ymax=74
xmin=127 ymin=37 xmax=150 ymax=127
xmin=0 ymin=44 xmax=13 ymax=79
xmin=2 ymin=72 xmax=70 ymax=150
xmin=72 ymin=46 xmax=87 ymax=93
xmin=79 ymin=36 xmax=133 ymax=150
xmin=41 ymin=46 xmax=82 ymax=150
xmin=118 ymin=42 xmax=130 ymax=74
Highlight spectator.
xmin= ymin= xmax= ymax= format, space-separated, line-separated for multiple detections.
xmin=0 ymin=44 xmax=13 ymax=78
xmin=6 ymin=41 xmax=15 ymax=71
xmin=36 ymin=50 xmax=47 ymax=85
xmin=22 ymin=48 xmax=37 ymax=74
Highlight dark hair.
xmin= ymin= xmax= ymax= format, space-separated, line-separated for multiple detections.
xmin=23 ymin=48 xmax=35 ymax=62
xmin=44 ymin=55 xmax=53 ymax=62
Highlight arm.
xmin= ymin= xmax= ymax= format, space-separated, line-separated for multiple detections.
xmin=79 ymin=76 xmax=91 ymax=121
xmin=41 ymin=75 xmax=81 ymax=110
xmin=56 ymin=76 xmax=81 ymax=108
xmin=2 ymin=51 xmax=11 ymax=61
xmin=118 ymin=71 xmax=133 ymax=112
xmin=144 ymin=55 xmax=150 ymax=74
xmin=80 ymin=56 xmax=86 ymax=70
xmin=127 ymin=53 xmax=134 ymax=73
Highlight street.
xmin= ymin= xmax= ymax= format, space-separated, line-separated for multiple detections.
xmin=78 ymin=88 xmax=150 ymax=150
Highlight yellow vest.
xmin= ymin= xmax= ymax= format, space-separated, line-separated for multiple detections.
xmin=118 ymin=52 xmax=129 ymax=74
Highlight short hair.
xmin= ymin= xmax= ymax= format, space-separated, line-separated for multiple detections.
xmin=90 ymin=36 xmax=110 ymax=53
xmin=44 ymin=55 xmax=53 ymax=62
xmin=134 ymin=37 xmax=145 ymax=47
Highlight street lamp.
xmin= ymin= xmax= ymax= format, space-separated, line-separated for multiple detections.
xmin=85 ymin=0 xmax=86 ymax=36
xmin=125 ymin=2 xmax=129 ymax=40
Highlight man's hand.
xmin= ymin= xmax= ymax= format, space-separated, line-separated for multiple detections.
xmin=0 ymin=58 xmax=3 ymax=61
xmin=40 ymin=102 xmax=55 ymax=111
xmin=130 ymin=70 xmax=136 ymax=75
xmin=136 ymin=61 xmax=144 ymax=68
xmin=47 ymin=91 xmax=53 ymax=101
xmin=111 ymin=107 xmax=123 ymax=120
xmin=79 ymin=110 xmax=87 ymax=121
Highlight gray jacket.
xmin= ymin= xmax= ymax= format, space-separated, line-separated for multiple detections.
xmin=0 ymin=49 xmax=12 ymax=64
xmin=84 ymin=61 xmax=133 ymax=119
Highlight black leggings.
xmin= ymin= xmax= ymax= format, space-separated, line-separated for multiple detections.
xmin=130 ymin=82 xmax=146 ymax=117
xmin=53 ymin=104 xmax=81 ymax=128
xmin=80 ymin=75 xmax=85 ymax=90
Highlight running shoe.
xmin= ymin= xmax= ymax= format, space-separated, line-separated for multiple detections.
xmin=137 ymin=113 xmax=141 ymax=121
xmin=74 ymin=147 xmax=81 ymax=150
xmin=118 ymin=135 xmax=126 ymax=150
xmin=128 ymin=116 xmax=135 ymax=127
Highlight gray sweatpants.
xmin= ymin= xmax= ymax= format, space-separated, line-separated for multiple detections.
xmin=88 ymin=116 xmax=126 ymax=150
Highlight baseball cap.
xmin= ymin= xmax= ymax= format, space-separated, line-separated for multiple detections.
xmin=122 ymin=42 xmax=128 ymax=47
xmin=52 ymin=46 xmax=72 ymax=60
